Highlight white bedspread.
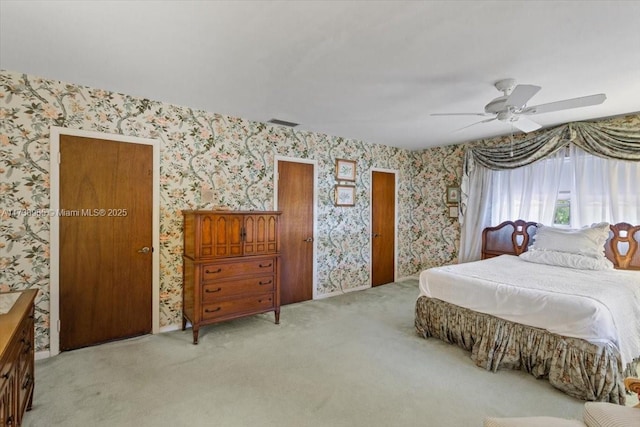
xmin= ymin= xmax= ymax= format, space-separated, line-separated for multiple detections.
xmin=418 ymin=255 xmax=640 ymax=366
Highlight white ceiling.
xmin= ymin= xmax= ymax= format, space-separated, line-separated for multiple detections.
xmin=1 ymin=1 xmax=639 ymax=151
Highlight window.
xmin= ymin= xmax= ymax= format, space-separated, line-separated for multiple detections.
xmin=553 ymin=195 xmax=570 ymax=226
xmin=552 ymin=156 xmax=572 ymax=227
xmin=489 ymin=146 xmax=639 ymax=228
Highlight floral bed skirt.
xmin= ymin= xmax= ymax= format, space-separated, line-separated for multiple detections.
xmin=415 ymin=296 xmax=638 ymax=404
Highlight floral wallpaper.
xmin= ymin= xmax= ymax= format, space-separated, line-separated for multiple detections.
xmin=0 ymin=69 xmax=455 ymax=352
xmin=1 ymin=68 xmax=636 ymax=353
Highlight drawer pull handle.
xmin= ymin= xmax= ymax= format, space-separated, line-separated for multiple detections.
xmin=259 ymin=280 xmax=272 ymax=286
xmin=205 ymin=268 xmax=222 ymax=274
xmin=205 ymin=307 xmax=221 ymax=313
xmin=205 ymin=287 xmax=222 ymax=293
xmin=259 ymin=263 xmax=272 ymax=268
xmin=258 ymin=298 xmax=272 ymax=303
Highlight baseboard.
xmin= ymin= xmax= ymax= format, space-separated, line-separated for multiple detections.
xmin=315 ymin=277 xmax=419 ymax=300
xmin=159 ymin=323 xmax=186 ymax=333
xmin=396 ymin=274 xmax=419 ymax=282
xmin=315 ymin=283 xmax=371 ymax=299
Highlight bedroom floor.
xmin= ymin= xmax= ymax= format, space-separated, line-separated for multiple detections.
xmin=27 ymin=279 xmax=622 ymax=427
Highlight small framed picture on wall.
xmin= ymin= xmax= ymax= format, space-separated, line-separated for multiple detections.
xmin=446 ymin=186 xmax=460 ymax=205
xmin=335 ymin=185 xmax=356 ymax=206
xmin=335 ymin=158 xmax=357 ymax=182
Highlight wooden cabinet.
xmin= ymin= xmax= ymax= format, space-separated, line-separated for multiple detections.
xmin=182 ymin=211 xmax=281 ymax=344
xmin=0 ymin=289 xmax=37 ymax=426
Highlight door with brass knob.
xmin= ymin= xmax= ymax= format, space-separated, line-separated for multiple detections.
xmin=60 ymin=135 xmax=152 ymax=350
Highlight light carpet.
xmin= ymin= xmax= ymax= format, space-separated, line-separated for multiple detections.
xmin=26 ymin=279 xmax=618 ymax=427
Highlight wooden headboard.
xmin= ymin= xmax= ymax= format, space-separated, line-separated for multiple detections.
xmin=481 ymin=220 xmax=640 ymax=270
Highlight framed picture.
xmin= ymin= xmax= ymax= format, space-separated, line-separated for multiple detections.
xmin=446 ymin=186 xmax=460 ymax=204
xmin=448 ymin=205 xmax=459 ymax=218
xmin=335 ymin=158 xmax=357 ymax=182
xmin=335 ymin=185 xmax=356 ymax=206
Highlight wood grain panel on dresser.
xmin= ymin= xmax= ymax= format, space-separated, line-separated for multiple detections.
xmin=0 ymin=289 xmax=37 ymax=426
xmin=182 ymin=211 xmax=281 ymax=344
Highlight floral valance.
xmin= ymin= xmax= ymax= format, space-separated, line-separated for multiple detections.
xmin=467 ymin=119 xmax=640 ymax=171
xmin=458 ymin=116 xmax=640 ymax=261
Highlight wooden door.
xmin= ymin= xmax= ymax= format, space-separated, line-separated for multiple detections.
xmin=277 ymin=161 xmax=314 ymax=304
xmin=60 ymin=135 xmax=152 ymax=350
xmin=371 ymin=171 xmax=395 ymax=286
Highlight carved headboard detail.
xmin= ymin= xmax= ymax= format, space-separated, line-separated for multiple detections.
xmin=481 ymin=220 xmax=640 ymax=270
xmin=606 ymin=223 xmax=640 ymax=270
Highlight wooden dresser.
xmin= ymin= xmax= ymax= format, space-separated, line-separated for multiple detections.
xmin=182 ymin=211 xmax=281 ymax=344
xmin=0 ymin=289 xmax=37 ymax=426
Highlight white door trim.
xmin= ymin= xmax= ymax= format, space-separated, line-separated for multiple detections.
xmin=273 ymin=156 xmax=318 ymax=300
xmin=49 ymin=126 xmax=160 ymax=357
xmin=370 ymin=168 xmax=399 ymax=284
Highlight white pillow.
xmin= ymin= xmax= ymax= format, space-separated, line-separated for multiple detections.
xmin=531 ymin=223 xmax=610 ymax=259
xmin=583 ymin=401 xmax=640 ymax=427
xmin=520 ymin=249 xmax=614 ymax=270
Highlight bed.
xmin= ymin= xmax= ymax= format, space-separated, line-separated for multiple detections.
xmin=415 ymin=220 xmax=640 ymax=404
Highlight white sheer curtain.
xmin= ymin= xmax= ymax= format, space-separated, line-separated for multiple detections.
xmin=458 ymin=120 xmax=640 ymax=263
xmin=459 ymin=145 xmax=640 ymax=263
xmin=489 ymin=150 xmax=565 ymax=225
xmin=458 ymin=162 xmax=493 ymax=262
xmin=570 ymin=145 xmax=640 ymax=226
xmin=459 ymin=151 xmax=564 ymax=262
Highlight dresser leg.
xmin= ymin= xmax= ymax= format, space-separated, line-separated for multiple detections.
xmin=192 ymin=326 xmax=199 ymax=345
xmin=182 ymin=315 xmax=187 ymax=331
xmin=274 ymin=309 xmax=280 ymax=325
xmin=27 ymin=388 xmax=34 ymax=411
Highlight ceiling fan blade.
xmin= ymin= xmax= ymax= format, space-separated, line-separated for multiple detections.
xmin=431 ymin=113 xmax=490 ymax=117
xmin=454 ymin=117 xmax=497 ymax=132
xmin=522 ymin=93 xmax=606 ymax=115
xmin=505 ymin=85 xmax=541 ymax=108
xmin=512 ymin=116 xmax=542 ymax=133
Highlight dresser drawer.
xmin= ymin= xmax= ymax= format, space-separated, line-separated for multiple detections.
xmin=201 ymin=293 xmax=275 ymax=321
xmin=17 ymin=336 xmax=32 ymax=379
xmin=17 ymin=366 xmax=33 ymax=420
xmin=202 ymin=276 xmax=275 ymax=301
xmin=201 ymin=258 xmax=275 ymax=281
xmin=0 ymin=356 xmax=13 ymax=391
xmin=16 ymin=314 xmax=33 ymax=377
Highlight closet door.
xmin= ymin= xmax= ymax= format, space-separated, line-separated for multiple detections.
xmin=60 ymin=135 xmax=152 ymax=350
xmin=371 ymin=171 xmax=396 ymax=286
xmin=277 ymin=161 xmax=314 ymax=304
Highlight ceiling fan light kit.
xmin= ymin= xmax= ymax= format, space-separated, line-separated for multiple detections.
xmin=432 ymin=78 xmax=606 ymax=134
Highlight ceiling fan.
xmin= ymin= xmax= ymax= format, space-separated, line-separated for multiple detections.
xmin=432 ymin=78 xmax=606 ymax=133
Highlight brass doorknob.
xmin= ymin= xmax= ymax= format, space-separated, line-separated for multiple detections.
xmin=303 ymin=237 xmax=313 ymax=242
xmin=137 ymin=246 xmax=151 ymax=254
